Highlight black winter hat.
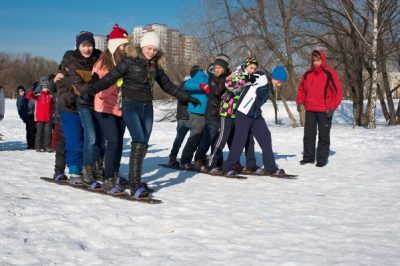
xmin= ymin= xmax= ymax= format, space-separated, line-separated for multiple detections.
xmin=189 ymin=65 xmax=201 ymax=77
xmin=76 ymin=31 xmax=95 ymax=49
xmin=214 ymin=53 xmax=230 ymax=70
xmin=17 ymin=85 xmax=25 ymax=92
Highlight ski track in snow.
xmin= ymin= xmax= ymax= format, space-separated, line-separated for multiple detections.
xmin=0 ymin=99 xmax=399 ymax=265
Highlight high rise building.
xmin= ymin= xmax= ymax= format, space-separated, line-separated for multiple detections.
xmin=93 ymin=34 xmax=107 ymax=52
xmin=132 ymin=23 xmax=199 ymax=65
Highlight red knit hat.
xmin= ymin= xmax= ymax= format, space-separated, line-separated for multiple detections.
xmin=108 ymin=24 xmax=130 ymax=55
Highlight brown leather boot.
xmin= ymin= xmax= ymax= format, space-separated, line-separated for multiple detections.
xmin=194 ymin=160 xmax=207 ymax=172
xmin=168 ymin=155 xmax=179 ymax=167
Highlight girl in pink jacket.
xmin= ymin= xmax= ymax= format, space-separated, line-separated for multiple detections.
xmin=93 ymin=24 xmax=130 ymax=193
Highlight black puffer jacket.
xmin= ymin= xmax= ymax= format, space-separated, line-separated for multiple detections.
xmin=67 ymin=49 xmax=102 ymax=109
xmin=56 ymin=73 xmax=77 ymax=113
xmin=90 ymin=45 xmax=190 ymax=103
xmin=205 ymin=64 xmax=230 ymax=122
xmin=176 ymin=82 xmax=189 ymax=120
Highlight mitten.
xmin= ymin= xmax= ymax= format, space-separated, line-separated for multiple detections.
xmin=199 ymin=83 xmax=210 ymax=94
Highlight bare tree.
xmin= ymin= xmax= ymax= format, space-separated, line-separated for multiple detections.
xmin=0 ymin=52 xmax=58 ymax=98
xmin=0 ymin=52 xmax=9 ymax=73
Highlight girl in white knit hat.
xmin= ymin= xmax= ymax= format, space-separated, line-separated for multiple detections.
xmin=88 ymin=31 xmax=200 ymax=199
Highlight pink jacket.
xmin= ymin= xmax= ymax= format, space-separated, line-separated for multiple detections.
xmin=92 ymin=60 xmax=122 ymax=116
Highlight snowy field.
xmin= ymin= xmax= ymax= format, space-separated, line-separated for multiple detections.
xmin=0 ymin=98 xmax=399 ymax=265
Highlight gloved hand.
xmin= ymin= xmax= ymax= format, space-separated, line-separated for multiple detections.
xmin=326 ymin=109 xmax=334 ymax=119
xmin=297 ymin=104 xmax=303 ymax=112
xmin=188 ymin=96 xmax=201 ymax=107
xmin=199 ymin=83 xmax=210 ymax=94
xmin=80 ymin=88 xmax=92 ymax=103
xmin=248 ymin=74 xmax=257 ymax=83
xmin=91 ymin=72 xmax=100 ymax=83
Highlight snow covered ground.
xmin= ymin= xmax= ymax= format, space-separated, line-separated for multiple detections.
xmin=0 ymin=98 xmax=399 ymax=265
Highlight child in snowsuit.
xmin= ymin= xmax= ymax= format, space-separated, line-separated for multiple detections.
xmin=222 ymin=67 xmax=288 ymax=177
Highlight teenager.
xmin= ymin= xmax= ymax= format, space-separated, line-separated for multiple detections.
xmin=88 ymin=32 xmax=200 ymax=198
xmin=223 ymin=67 xmax=289 ymax=177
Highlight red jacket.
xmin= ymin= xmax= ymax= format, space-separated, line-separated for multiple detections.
xmin=34 ymin=90 xmax=53 ymax=122
xmin=296 ymin=50 xmax=343 ymax=112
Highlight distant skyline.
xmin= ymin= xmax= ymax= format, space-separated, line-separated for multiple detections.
xmin=0 ymin=0 xmax=198 ymax=62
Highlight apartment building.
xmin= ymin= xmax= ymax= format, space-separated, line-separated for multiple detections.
xmin=132 ymin=23 xmax=199 ymax=65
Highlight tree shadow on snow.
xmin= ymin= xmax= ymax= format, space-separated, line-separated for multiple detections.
xmin=0 ymin=140 xmax=28 ymax=151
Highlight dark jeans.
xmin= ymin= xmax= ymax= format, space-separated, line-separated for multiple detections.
xmin=122 ymin=101 xmax=153 ymax=144
xmin=170 ymin=119 xmax=190 ymax=158
xmin=25 ymin=115 xmax=36 ymax=148
xmin=54 ymin=120 xmax=66 ymax=174
xmin=35 ymin=121 xmax=51 ymax=149
xmin=208 ymin=116 xmax=257 ymax=169
xmin=194 ymin=119 xmax=220 ymax=162
xmin=303 ymin=111 xmax=332 ymax=164
xmin=61 ymin=111 xmax=83 ymax=174
xmin=180 ymin=114 xmax=206 ymax=164
xmin=78 ymin=108 xmax=105 ymax=166
xmin=95 ymin=112 xmax=126 ymax=179
xmin=51 ymin=123 xmax=61 ymax=150
xmin=223 ymin=112 xmax=276 ymax=172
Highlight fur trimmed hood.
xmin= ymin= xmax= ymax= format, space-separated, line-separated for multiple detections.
xmin=125 ymin=44 xmax=166 ymax=68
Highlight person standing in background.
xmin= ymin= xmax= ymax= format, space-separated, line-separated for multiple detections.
xmin=32 ymin=77 xmax=53 ymax=152
xmin=296 ymin=50 xmax=343 ymax=167
xmin=16 ymin=85 xmax=32 ymax=148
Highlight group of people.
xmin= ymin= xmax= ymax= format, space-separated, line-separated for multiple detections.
xmin=12 ymin=23 xmax=342 ymax=199
xmin=16 ymin=77 xmax=59 ymax=152
xmin=166 ymin=49 xmax=343 ymax=176
xmin=166 ymin=55 xmax=289 ymax=177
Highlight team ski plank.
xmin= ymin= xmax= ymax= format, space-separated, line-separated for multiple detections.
xmin=159 ymin=164 xmax=247 ymax=179
xmin=159 ymin=164 xmax=297 ymax=179
xmin=40 ymin=177 xmax=162 ymax=204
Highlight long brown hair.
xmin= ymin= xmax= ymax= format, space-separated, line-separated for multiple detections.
xmin=96 ymin=47 xmax=126 ymax=70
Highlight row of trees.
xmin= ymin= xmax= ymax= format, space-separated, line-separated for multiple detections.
xmin=0 ymin=52 xmax=58 ymax=98
xmin=182 ymin=0 xmax=400 ymax=127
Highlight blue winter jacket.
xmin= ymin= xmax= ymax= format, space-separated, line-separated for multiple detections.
xmin=184 ymin=71 xmax=209 ymax=115
xmin=236 ymin=71 xmax=271 ymax=119
xmin=16 ymin=96 xmax=29 ymax=123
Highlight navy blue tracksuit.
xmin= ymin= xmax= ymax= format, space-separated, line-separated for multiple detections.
xmin=223 ymin=72 xmax=278 ymax=173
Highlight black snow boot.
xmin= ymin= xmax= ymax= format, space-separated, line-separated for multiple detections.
xmin=94 ymin=159 xmax=105 ymax=182
xmin=129 ymin=142 xmax=150 ymax=198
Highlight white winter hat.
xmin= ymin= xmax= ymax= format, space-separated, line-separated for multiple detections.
xmin=107 ymin=24 xmax=130 ymax=55
xmin=140 ymin=32 xmax=160 ymax=49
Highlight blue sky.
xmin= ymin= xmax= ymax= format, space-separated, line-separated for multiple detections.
xmin=0 ymin=0 xmax=197 ymax=62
